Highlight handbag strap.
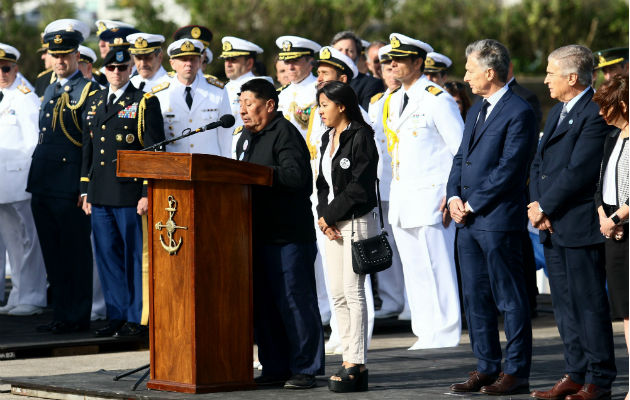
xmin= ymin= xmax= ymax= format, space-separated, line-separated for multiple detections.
xmin=352 ymin=179 xmax=386 ymax=239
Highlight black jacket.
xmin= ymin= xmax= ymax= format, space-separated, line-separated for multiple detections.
xmin=509 ymin=78 xmax=542 ymax=131
xmin=236 ymin=112 xmax=316 ymax=245
xmin=350 ymin=73 xmax=385 ymax=111
xmin=316 ymin=121 xmax=378 ymax=225
xmin=81 ymin=83 xmax=165 ymax=207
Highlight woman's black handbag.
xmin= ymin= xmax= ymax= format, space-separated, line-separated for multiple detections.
xmin=351 ymin=180 xmax=393 ymax=274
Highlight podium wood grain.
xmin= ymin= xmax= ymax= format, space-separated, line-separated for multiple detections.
xmin=117 ymin=151 xmax=272 ymax=393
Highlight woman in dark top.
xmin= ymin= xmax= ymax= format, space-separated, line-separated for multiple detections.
xmin=444 ymin=80 xmax=472 ymax=120
xmin=593 ymin=73 xmax=629 ymax=360
xmin=315 ymin=81 xmax=378 ymax=393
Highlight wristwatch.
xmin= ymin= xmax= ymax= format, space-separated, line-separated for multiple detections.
xmin=611 ymin=213 xmax=621 ymax=225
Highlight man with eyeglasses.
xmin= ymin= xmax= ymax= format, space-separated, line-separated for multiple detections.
xmin=127 ymin=33 xmax=168 ymax=92
xmin=26 ymin=19 xmax=95 ymax=334
xmin=366 ymin=41 xmax=385 ymax=80
xmin=0 ymin=43 xmax=47 ymax=317
xmin=81 ymin=46 xmax=165 ymax=338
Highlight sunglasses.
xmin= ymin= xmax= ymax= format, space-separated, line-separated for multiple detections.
xmin=0 ymin=65 xmax=13 ymax=73
xmin=105 ymin=64 xmax=130 ymax=72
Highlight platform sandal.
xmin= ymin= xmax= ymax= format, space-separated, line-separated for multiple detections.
xmin=328 ymin=365 xmax=368 ymax=393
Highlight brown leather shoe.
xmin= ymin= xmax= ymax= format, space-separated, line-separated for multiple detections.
xmin=531 ymin=374 xmax=583 ymax=399
xmin=565 ymin=384 xmax=612 ymax=400
xmin=450 ymin=370 xmax=497 ymax=392
xmin=480 ymin=372 xmax=529 ymax=395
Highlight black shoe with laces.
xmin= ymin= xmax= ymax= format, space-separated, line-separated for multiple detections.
xmin=284 ymin=374 xmax=316 ymax=389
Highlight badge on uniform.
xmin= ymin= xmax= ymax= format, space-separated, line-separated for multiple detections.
xmin=116 ymin=134 xmax=123 ymax=142
xmin=118 ymin=103 xmax=138 ymax=119
xmin=116 ymin=51 xmax=124 ymax=62
xmin=242 ymin=139 xmax=248 ymax=152
xmin=340 ymin=158 xmax=351 ymax=169
xmin=126 ymin=134 xmax=135 ymax=143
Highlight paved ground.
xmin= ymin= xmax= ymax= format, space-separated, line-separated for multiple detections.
xmin=0 ymin=315 xmax=627 ymax=399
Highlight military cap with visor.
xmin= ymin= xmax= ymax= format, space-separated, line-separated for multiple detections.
xmin=43 ymin=19 xmax=89 ymax=54
xmin=167 ymin=39 xmax=204 ymax=58
xmin=127 ymin=33 xmax=165 ymax=55
xmin=424 ymin=52 xmax=452 ymax=73
xmin=100 ymin=27 xmax=140 ymax=49
xmin=103 ymin=47 xmax=131 ymax=66
xmin=0 ymin=43 xmax=20 ymax=62
xmin=78 ymin=45 xmax=97 ymax=64
xmin=220 ymin=36 xmax=263 ymax=58
xmin=173 ymin=25 xmax=213 ymax=48
xmin=388 ymin=33 xmax=433 ymax=59
xmin=594 ymin=47 xmax=629 ymax=70
xmin=276 ymin=35 xmax=321 ymax=60
xmin=95 ymin=20 xmax=135 ymax=39
xmin=317 ymin=46 xmax=358 ymax=79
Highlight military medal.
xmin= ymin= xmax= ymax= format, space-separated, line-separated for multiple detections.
xmin=116 ymin=134 xmax=123 ymax=142
xmin=126 ymin=134 xmax=135 ymax=143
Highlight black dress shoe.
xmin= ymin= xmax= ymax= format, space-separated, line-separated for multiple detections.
xmin=284 ymin=374 xmax=317 ymax=389
xmin=36 ymin=321 xmax=61 ymax=333
xmin=113 ymin=322 xmax=148 ymax=338
xmin=94 ymin=320 xmax=125 ymax=337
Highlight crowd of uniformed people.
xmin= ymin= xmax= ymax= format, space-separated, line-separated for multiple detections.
xmin=0 ymin=16 xmax=628 ymax=398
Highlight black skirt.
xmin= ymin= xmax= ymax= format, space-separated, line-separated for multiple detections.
xmin=605 ymin=224 xmax=629 ymax=319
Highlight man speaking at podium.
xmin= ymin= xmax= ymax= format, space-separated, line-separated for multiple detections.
xmin=235 ymin=78 xmax=325 ymax=390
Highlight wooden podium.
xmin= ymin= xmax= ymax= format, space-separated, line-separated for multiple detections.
xmin=117 ymin=151 xmax=273 ymax=393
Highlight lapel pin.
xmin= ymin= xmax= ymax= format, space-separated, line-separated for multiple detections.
xmin=119 ymin=100 xmax=126 ymax=107
xmin=568 ymin=119 xmax=573 ymax=125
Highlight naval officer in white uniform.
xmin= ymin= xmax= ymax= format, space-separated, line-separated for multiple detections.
xmin=0 ymin=43 xmax=47 ymax=316
xmin=276 ymin=35 xmax=321 ymax=139
xmin=385 ymin=33 xmax=464 ymax=350
xmin=127 ymin=33 xmax=168 ymax=92
xmin=152 ymin=39 xmax=232 ymax=157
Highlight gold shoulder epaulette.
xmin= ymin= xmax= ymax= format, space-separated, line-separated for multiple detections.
xmin=277 ymin=83 xmax=290 ymax=93
xmin=37 ymin=68 xmax=52 ymax=78
xmin=167 ymin=71 xmax=175 ymax=77
xmin=17 ymin=84 xmax=31 ymax=94
xmin=93 ymin=70 xmax=101 ymax=76
xmin=233 ymin=125 xmax=243 ymax=136
xmin=143 ymin=92 xmax=154 ymax=99
xmin=370 ymin=92 xmax=384 ymax=104
xmin=425 ymin=86 xmax=443 ymax=96
xmin=206 ymin=75 xmax=225 ymax=89
xmin=151 ymin=81 xmax=170 ymax=93
xmin=89 ymin=89 xmax=99 ymax=96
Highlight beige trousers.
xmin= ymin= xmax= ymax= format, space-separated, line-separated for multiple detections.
xmin=324 ymin=212 xmax=377 ymax=364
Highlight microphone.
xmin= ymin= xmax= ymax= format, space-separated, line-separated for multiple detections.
xmin=192 ymin=114 xmax=236 ymax=133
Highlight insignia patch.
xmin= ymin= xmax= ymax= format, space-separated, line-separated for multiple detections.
xmin=390 ymin=36 xmax=400 ymax=49
xmin=206 ymin=76 xmax=225 ymax=88
xmin=126 ymin=134 xmax=135 ymax=143
xmin=136 ymin=38 xmax=148 ymax=48
xmin=233 ymin=126 xmax=243 ymax=136
xmin=116 ymin=134 xmax=123 ymax=142
xmin=370 ymin=92 xmax=384 ymax=104
xmin=151 ymin=81 xmax=170 ymax=93
xmin=181 ymin=41 xmax=195 ymax=52
xmin=54 ymin=35 xmax=63 ymax=44
xmin=223 ymin=41 xmax=232 ymax=51
xmin=0 ymin=49 xmax=5 ymax=57
xmin=116 ymin=51 xmax=124 ymax=62
xmin=282 ymin=41 xmax=292 ymax=52
xmin=17 ymin=84 xmax=31 ymax=94
xmin=191 ymin=27 xmax=201 ymax=39
xmin=425 ymin=86 xmax=443 ymax=96
xmin=320 ymin=48 xmax=331 ymax=60
xmin=242 ymin=139 xmax=249 ymax=151
xmin=340 ymin=158 xmax=351 ymax=169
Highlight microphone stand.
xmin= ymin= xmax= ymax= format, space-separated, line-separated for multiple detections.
xmin=112 ymin=127 xmax=205 ymax=162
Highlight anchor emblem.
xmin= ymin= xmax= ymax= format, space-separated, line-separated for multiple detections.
xmin=155 ymin=195 xmax=188 ymax=255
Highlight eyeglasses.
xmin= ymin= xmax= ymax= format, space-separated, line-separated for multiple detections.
xmin=0 ymin=65 xmax=13 ymax=73
xmin=105 ymin=64 xmax=130 ymax=72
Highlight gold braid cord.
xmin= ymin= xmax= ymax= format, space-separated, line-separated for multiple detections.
xmin=137 ymin=96 xmax=147 ymax=147
xmin=52 ymin=82 xmax=92 ymax=147
xmin=382 ymin=92 xmax=400 ymax=180
xmin=305 ymin=105 xmax=318 ymax=160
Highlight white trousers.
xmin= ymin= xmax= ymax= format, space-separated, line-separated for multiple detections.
xmin=0 ymin=200 xmax=47 ymax=307
xmin=325 ymin=214 xmax=377 ymax=364
xmin=376 ymin=201 xmax=405 ymax=313
xmin=393 ymin=223 xmax=461 ymax=348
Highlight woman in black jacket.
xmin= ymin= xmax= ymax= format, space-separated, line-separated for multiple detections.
xmin=315 ymin=81 xmax=378 ymax=392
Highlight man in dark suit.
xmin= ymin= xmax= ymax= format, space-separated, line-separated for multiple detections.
xmin=331 ymin=31 xmax=384 ymax=110
xmin=446 ymin=39 xmax=536 ymax=396
xmin=528 ymin=45 xmax=616 ymax=400
xmin=27 ymin=21 xmax=95 ymax=334
xmin=81 ymin=47 xmax=165 ymax=338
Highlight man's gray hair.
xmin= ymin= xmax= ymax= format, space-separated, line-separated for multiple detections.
xmin=465 ymin=39 xmax=510 ymax=83
xmin=331 ymin=31 xmax=362 ymax=62
xmin=548 ymin=45 xmax=593 ymax=86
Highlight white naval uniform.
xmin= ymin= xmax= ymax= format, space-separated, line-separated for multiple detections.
xmin=386 ymin=75 xmax=464 ymax=349
xmin=16 ymin=73 xmax=35 ymax=92
xmin=0 ymin=80 xmax=47 ymax=308
xmin=130 ymin=66 xmax=168 ymax=92
xmin=368 ymin=90 xmax=406 ymax=317
xmin=307 ymin=105 xmax=378 ymax=350
xmin=278 ymin=74 xmax=317 ymax=139
xmin=153 ymin=74 xmax=232 ymax=157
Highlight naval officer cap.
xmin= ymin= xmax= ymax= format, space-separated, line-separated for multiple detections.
xmin=317 ymin=46 xmax=358 ymax=79
xmin=173 ymin=25 xmax=213 ymax=48
xmin=100 ymin=27 xmax=140 ymax=49
xmin=127 ymin=33 xmax=165 ymax=55
xmin=378 ymin=44 xmax=392 ymax=62
xmin=276 ymin=36 xmax=321 ymax=61
xmin=95 ymin=20 xmax=135 ymax=39
xmin=594 ymin=47 xmax=629 ymax=70
xmin=43 ymin=19 xmax=88 ymax=54
xmin=0 ymin=43 xmax=20 ymax=62
xmin=103 ymin=47 xmax=131 ymax=66
xmin=360 ymin=39 xmax=370 ymax=54
xmin=425 ymin=52 xmax=452 ymax=73
xmin=203 ymin=47 xmax=213 ymax=64
xmin=220 ymin=36 xmax=263 ymax=58
xmin=78 ymin=45 xmax=97 ymax=63
xmin=388 ymin=33 xmax=433 ymax=59
xmin=167 ymin=39 xmax=204 ymax=58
